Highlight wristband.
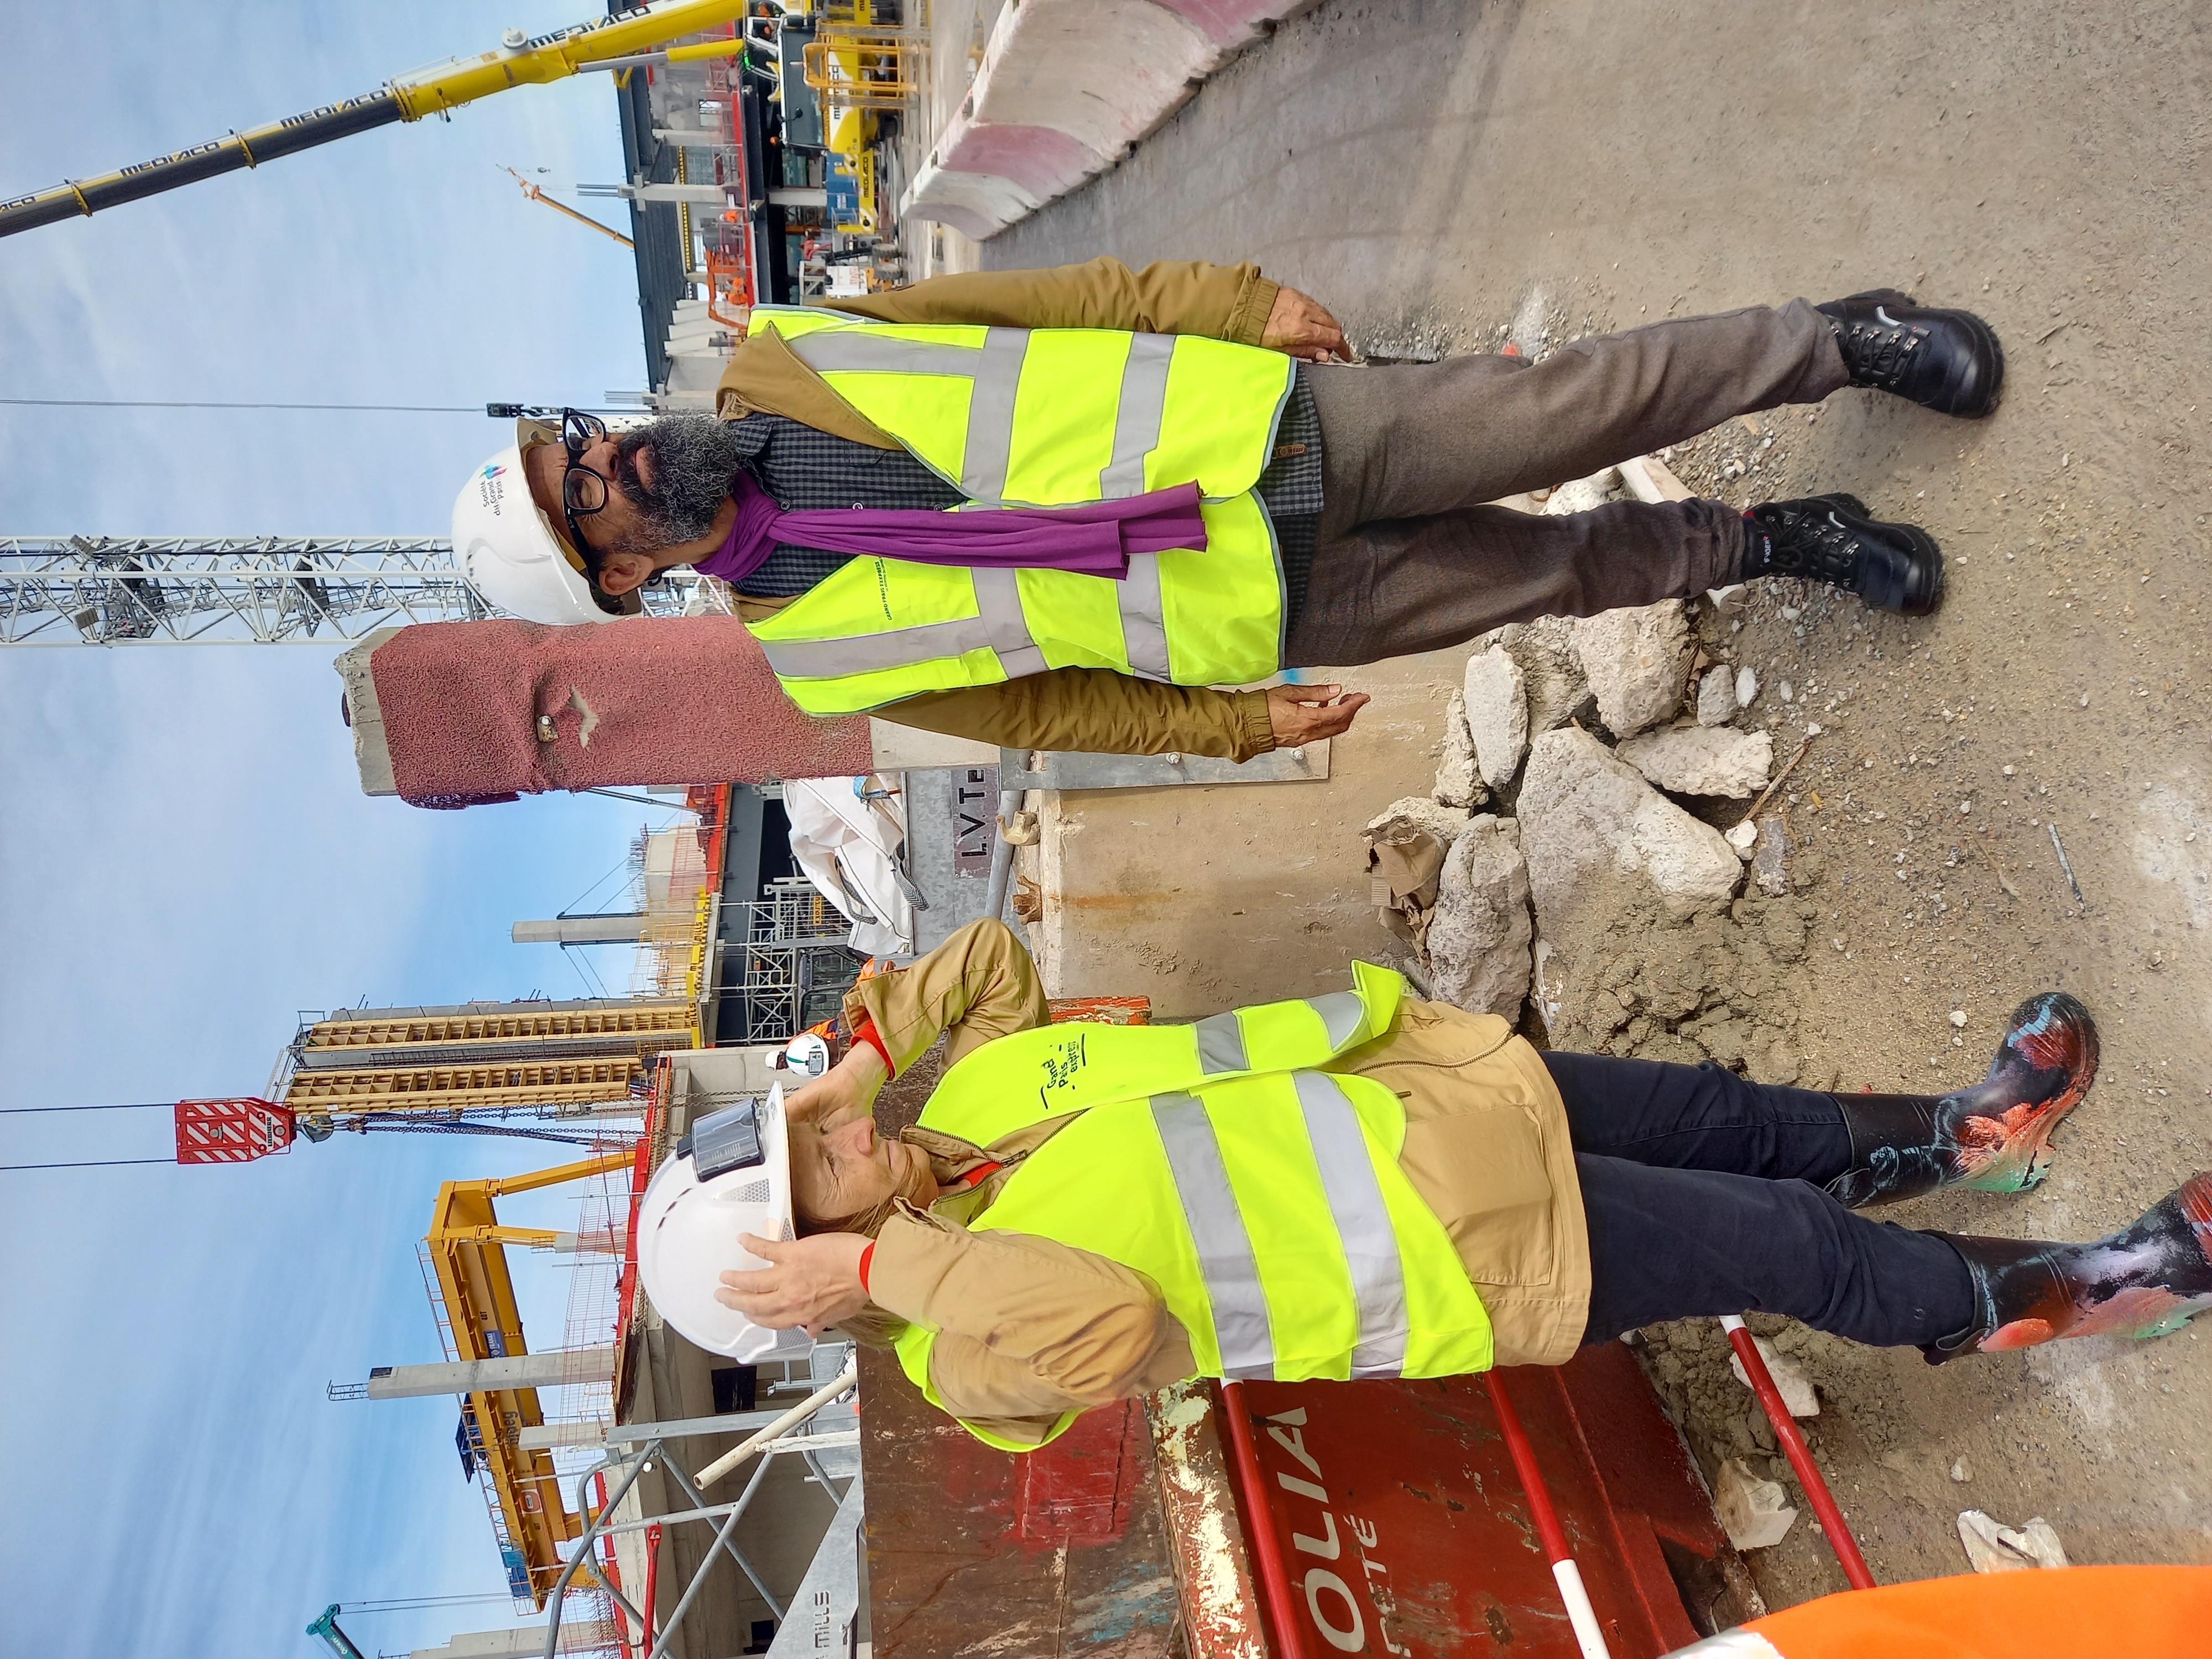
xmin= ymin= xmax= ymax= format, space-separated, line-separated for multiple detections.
xmin=857 ymin=1241 xmax=875 ymax=1293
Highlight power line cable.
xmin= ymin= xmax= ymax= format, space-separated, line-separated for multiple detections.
xmin=0 ymin=1157 xmax=174 ymax=1171
xmin=0 ymin=1100 xmax=172 ymax=1113
xmin=1 ymin=398 xmax=494 ymax=414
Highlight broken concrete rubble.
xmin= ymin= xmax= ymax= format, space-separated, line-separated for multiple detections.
xmin=1365 ymin=796 xmax=1474 ymax=850
xmin=1752 ymin=815 xmax=1791 ymax=897
xmin=1696 ymin=663 xmax=1738 ymax=727
xmin=1573 ymin=601 xmax=1695 ymax=736
xmin=1431 ymin=688 xmax=1484 ymax=808
xmin=1616 ymin=725 xmax=1775 ymax=799
xmin=1486 ymin=615 xmax=1591 ymax=733
xmin=1460 ymin=649 xmax=1529 ymax=791
xmin=1728 ymin=1334 xmax=1818 ymax=1417
xmin=1715 ymin=1457 xmax=1797 ymax=1550
xmin=1541 ymin=466 xmax=1620 ymax=516
xmin=1425 ymin=816 xmax=1533 ymax=1020
xmin=1957 ymin=1510 xmax=2069 ymax=1573
xmin=1517 ymin=727 xmax=1744 ymax=925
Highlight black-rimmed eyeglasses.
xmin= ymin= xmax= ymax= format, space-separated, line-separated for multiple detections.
xmin=558 ymin=409 xmax=612 ymax=560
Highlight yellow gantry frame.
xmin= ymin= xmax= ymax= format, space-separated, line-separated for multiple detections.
xmin=425 ymin=1148 xmax=635 ymax=1606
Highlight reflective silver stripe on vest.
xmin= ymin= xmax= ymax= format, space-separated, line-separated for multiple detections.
xmin=1308 ymin=992 xmax=1367 ymax=1050
xmin=1292 ymin=1072 xmax=1408 ymax=1379
xmin=758 ymin=568 xmax=1042 ymax=681
xmin=759 ymin=614 xmax=998 ymax=678
xmin=781 ymin=326 xmax=1030 ymax=503
xmin=1098 ymin=332 xmax=1177 ymax=498
xmin=1150 ymin=1091 xmax=1275 ymax=1380
xmin=962 ymin=328 xmax=1030 ymax=502
xmin=784 ymin=332 xmax=983 ymax=378
xmin=1119 ymin=553 xmax=1171 ymax=682
xmin=1192 ymin=1012 xmax=1248 ymax=1076
xmin=972 ymin=565 xmax=1046 ymax=679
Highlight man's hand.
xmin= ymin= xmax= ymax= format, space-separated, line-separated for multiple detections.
xmin=1261 ymin=286 xmax=1350 ymax=362
xmin=716 ymin=1232 xmax=873 ymax=1337
xmin=1266 ymin=682 xmax=1369 ymax=745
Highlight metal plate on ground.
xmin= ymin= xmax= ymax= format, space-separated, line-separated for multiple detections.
xmin=998 ymin=738 xmax=1329 ymax=792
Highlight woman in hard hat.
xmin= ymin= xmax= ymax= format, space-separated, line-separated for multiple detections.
xmin=644 ymin=920 xmax=2212 ymax=1451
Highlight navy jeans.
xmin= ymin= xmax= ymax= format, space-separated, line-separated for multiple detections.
xmin=1541 ymin=1053 xmax=1976 ymax=1348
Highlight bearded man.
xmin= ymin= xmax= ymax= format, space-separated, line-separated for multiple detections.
xmin=462 ymin=259 xmax=1997 ymax=760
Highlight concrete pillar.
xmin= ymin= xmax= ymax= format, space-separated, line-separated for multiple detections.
xmin=365 ymin=1348 xmax=615 ymax=1400
xmin=410 ymin=1623 xmax=615 ymax=1659
xmin=512 ymin=914 xmax=648 ymax=945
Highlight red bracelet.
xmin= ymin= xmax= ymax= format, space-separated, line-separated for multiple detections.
xmin=857 ymin=1241 xmax=875 ymax=1293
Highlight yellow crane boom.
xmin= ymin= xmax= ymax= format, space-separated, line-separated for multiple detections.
xmin=0 ymin=0 xmax=747 ymax=239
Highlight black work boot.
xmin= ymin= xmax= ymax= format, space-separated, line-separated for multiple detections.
xmin=1744 ymin=493 xmax=1944 ymax=615
xmin=1922 ymin=1173 xmax=2212 ymax=1363
xmin=1827 ymin=992 xmax=2099 ymax=1208
xmin=1815 ymin=288 xmax=2005 ymax=416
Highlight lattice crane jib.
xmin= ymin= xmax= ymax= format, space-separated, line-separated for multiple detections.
xmin=1 ymin=536 xmax=716 ymax=645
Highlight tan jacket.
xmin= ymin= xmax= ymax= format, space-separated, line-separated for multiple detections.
xmin=714 ymin=258 xmax=1288 ymax=763
xmin=843 ymin=920 xmax=1592 ymax=1448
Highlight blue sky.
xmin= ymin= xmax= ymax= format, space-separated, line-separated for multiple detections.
xmin=0 ymin=6 xmax=681 ymax=1654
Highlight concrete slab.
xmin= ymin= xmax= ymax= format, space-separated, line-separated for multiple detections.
xmin=1029 ymin=651 xmax=1468 ymax=1017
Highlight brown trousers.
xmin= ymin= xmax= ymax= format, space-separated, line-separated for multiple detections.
xmin=1287 ymin=300 xmax=1849 ymax=666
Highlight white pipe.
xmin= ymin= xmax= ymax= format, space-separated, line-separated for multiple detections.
xmin=1550 ymin=1559 xmax=1613 ymax=1659
xmin=693 ymin=1361 xmax=855 ymax=1488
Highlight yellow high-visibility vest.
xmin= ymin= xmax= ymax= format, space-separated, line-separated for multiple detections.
xmin=744 ymin=305 xmax=1296 ymax=715
xmin=894 ymin=964 xmax=1495 ymax=1451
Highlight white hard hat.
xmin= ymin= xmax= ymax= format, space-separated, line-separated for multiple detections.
xmin=451 ymin=431 xmax=615 ymax=626
xmin=637 ymin=1086 xmax=815 ymax=1364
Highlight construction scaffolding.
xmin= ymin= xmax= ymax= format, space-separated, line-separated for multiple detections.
xmin=714 ymin=877 xmax=861 ymax=1046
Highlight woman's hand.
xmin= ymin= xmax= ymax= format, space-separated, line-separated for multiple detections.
xmin=1261 ymin=286 xmax=1350 ymax=362
xmin=1266 ymin=682 xmax=1369 ymax=745
xmin=716 ymin=1232 xmax=872 ymax=1337
xmin=781 ymin=1041 xmax=888 ymax=1129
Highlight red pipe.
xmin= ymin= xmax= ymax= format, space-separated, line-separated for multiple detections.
xmin=642 ymin=1520 xmax=664 ymax=1649
xmin=1483 ymin=1371 xmax=1573 ymax=1562
xmin=1215 ymin=1380 xmax=1310 ymax=1659
xmin=1719 ymin=1318 xmax=1876 ymax=1590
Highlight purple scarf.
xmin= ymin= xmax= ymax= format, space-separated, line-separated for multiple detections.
xmin=692 ymin=468 xmax=1208 ymax=587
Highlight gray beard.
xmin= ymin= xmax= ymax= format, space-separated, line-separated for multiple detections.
xmin=613 ymin=410 xmax=746 ymax=550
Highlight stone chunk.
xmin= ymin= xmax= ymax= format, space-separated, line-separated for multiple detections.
xmin=1431 ymin=688 xmax=1484 ymax=808
xmin=1541 ymin=467 xmax=1620 ymax=516
xmin=1616 ymin=726 xmax=1775 ymax=799
xmin=1365 ymin=796 xmax=1474 ymax=851
xmin=1736 ymin=665 xmax=1760 ymax=708
xmin=1573 ymin=601 xmax=1694 ymax=736
xmin=1715 ymin=1458 xmax=1797 ymax=1551
xmin=1728 ymin=1334 xmax=1819 ymax=1417
xmin=1957 ymin=1510 xmax=2069 ymax=1573
xmin=1696 ymin=664 xmax=1738 ymax=727
xmin=1486 ymin=615 xmax=1592 ymax=733
xmin=1460 ymin=650 xmax=1530 ymax=791
xmin=1517 ymin=728 xmax=1744 ymax=925
xmin=1427 ymin=816 xmax=1533 ymax=1020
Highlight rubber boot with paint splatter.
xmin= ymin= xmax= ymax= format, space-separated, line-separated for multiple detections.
xmin=1827 ymin=992 xmax=2099 ymax=1209
xmin=1923 ymin=1173 xmax=2212 ymax=1363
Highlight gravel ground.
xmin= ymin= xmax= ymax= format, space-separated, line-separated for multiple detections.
xmin=982 ymin=0 xmax=2212 ymax=1605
